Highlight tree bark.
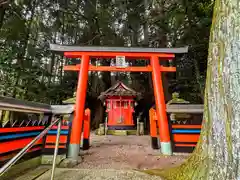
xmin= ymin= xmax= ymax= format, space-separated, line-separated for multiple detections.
xmin=91 ymin=100 xmax=105 ymax=129
xmin=145 ymin=0 xmax=240 ymax=179
xmin=0 ymin=5 xmax=6 ymax=29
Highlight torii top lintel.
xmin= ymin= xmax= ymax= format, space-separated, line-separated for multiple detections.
xmin=49 ymin=44 xmax=188 ymax=59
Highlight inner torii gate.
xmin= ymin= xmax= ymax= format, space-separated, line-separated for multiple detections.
xmin=50 ymin=44 xmax=188 ymax=159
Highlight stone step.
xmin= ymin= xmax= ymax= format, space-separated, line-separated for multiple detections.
xmin=35 ymin=168 xmax=162 ymax=180
xmin=107 ymin=130 xmax=128 ymax=136
xmin=14 ymin=166 xmax=50 ymax=180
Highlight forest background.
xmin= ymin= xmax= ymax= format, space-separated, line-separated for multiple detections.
xmin=0 ymin=0 xmax=213 ymax=128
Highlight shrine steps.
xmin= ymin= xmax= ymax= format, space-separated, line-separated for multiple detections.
xmin=15 ymin=167 xmax=161 ymax=180
xmin=106 ymin=130 xmax=137 ymax=136
xmin=13 ymin=166 xmax=49 ymax=180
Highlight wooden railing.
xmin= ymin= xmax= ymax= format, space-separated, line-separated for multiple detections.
xmin=0 ymin=96 xmax=53 ymax=169
xmin=0 ymin=96 xmax=91 ymax=169
xmin=0 ymin=96 xmax=91 ymax=179
xmin=0 ymin=96 xmax=92 ymax=180
xmin=149 ymin=104 xmax=203 ymax=153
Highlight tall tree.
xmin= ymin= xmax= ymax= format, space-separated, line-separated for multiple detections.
xmin=145 ymin=0 xmax=240 ymax=179
xmin=0 ymin=0 xmax=212 ymax=127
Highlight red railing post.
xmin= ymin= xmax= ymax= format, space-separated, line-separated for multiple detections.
xmin=82 ymin=108 xmax=91 ymax=150
xmin=149 ymin=108 xmax=159 ymax=149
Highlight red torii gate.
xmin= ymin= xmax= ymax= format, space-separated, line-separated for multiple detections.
xmin=50 ymin=44 xmax=188 ymax=159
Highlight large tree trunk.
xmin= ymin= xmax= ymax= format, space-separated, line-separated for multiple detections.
xmin=0 ymin=5 xmax=6 ymax=29
xmin=145 ymin=0 xmax=240 ymax=179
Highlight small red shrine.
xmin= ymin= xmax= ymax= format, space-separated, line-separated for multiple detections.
xmin=99 ymin=82 xmax=140 ymax=130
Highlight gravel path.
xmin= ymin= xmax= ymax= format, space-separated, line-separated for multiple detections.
xmin=78 ymin=134 xmax=188 ymax=170
xmin=33 ymin=134 xmax=189 ymax=180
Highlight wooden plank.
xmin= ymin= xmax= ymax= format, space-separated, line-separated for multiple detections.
xmin=14 ymin=166 xmax=50 ymax=180
xmin=64 ymin=65 xmax=176 ymax=72
xmin=0 ymin=138 xmax=43 ymax=154
xmin=50 ymin=44 xmax=188 ymax=53
xmin=51 ymin=105 xmax=74 ymax=114
xmin=0 ymin=96 xmax=51 ymax=113
xmin=172 ymin=125 xmax=202 ymax=129
xmin=0 ymin=127 xmax=45 ymax=133
xmin=175 ymin=144 xmax=197 ymax=147
xmin=166 ymin=104 xmax=204 ymax=113
xmin=173 ymin=134 xmax=200 ymax=143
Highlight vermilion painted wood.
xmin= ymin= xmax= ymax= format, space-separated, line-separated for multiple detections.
xmin=70 ymin=55 xmax=90 ymax=145
xmin=63 ymin=65 xmax=176 ymax=72
xmin=83 ymin=109 xmax=90 ymax=140
xmin=45 ymin=135 xmax=68 ymax=143
xmin=175 ymin=144 xmax=197 ymax=147
xmin=149 ymin=108 xmax=158 ymax=138
xmin=105 ymin=94 xmax=135 ymax=127
xmin=151 ymin=56 xmax=171 ymax=142
xmin=172 ymin=125 xmax=202 ymax=129
xmin=64 ymin=51 xmax=177 ymax=156
xmin=50 ymin=126 xmax=69 ymax=130
xmin=0 ymin=138 xmax=43 ymax=153
xmin=173 ymin=134 xmax=200 ymax=143
xmin=0 ymin=126 xmax=44 ymax=133
xmin=45 ymin=145 xmax=65 ymax=149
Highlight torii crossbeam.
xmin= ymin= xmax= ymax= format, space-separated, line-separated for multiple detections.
xmin=50 ymin=44 xmax=188 ymax=159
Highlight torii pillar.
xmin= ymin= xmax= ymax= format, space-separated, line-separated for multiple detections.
xmin=68 ymin=55 xmax=90 ymax=159
xmin=151 ymin=56 xmax=171 ymax=155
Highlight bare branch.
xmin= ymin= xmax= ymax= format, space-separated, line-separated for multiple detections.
xmin=0 ymin=0 xmax=9 ymax=6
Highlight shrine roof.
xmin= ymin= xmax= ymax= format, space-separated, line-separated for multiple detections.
xmin=98 ymin=82 xmax=140 ymax=101
xmin=49 ymin=44 xmax=188 ymax=54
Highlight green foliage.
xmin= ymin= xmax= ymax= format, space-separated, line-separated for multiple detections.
xmin=0 ymin=0 xmax=212 ymax=107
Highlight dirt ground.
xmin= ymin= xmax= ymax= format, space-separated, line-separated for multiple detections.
xmin=78 ymin=133 xmax=189 ymax=170
xmin=17 ymin=134 xmax=189 ymax=180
